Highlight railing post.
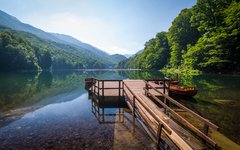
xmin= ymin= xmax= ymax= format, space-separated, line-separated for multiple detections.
xmin=94 ymin=81 xmax=96 ymax=94
xmin=157 ymin=123 xmax=163 ymax=147
xmin=145 ymin=82 xmax=149 ymax=96
xmin=122 ymin=81 xmax=124 ymax=96
xmin=168 ymin=79 xmax=170 ymax=94
xmin=164 ymin=97 xmax=167 ymax=113
xmin=133 ymin=113 xmax=136 ymax=133
xmin=133 ymin=96 xmax=136 ymax=117
xmin=98 ymin=81 xmax=99 ymax=98
xmin=91 ymin=79 xmax=93 ymax=92
xmin=119 ymin=80 xmax=121 ymax=97
xmin=203 ymin=124 xmax=209 ymax=135
xmin=102 ymin=80 xmax=104 ymax=98
xmin=163 ymin=79 xmax=166 ymax=94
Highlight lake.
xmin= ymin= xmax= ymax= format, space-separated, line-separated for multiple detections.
xmin=0 ymin=70 xmax=239 ymax=149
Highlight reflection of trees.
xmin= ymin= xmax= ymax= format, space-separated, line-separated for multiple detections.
xmin=37 ymin=71 xmax=53 ymax=91
xmin=161 ymin=71 xmax=196 ymax=86
xmin=1 ymin=70 xmax=239 ymax=145
xmin=169 ymin=73 xmax=240 ymax=144
xmin=0 ymin=72 xmax=40 ymax=111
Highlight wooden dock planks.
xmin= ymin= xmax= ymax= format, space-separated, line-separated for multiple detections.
xmin=89 ymin=79 xmax=216 ymax=150
xmin=92 ymin=80 xmax=166 ymax=97
xmin=123 ymin=80 xmax=208 ymax=150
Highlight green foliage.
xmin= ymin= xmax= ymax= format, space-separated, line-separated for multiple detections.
xmin=119 ymin=0 xmax=240 ymax=73
xmin=183 ymin=0 xmax=240 ymax=73
xmin=0 ymin=31 xmax=40 ymax=71
xmin=117 ymin=32 xmax=170 ymax=70
xmin=168 ymin=8 xmax=200 ymax=68
xmin=0 ymin=26 xmax=114 ymax=70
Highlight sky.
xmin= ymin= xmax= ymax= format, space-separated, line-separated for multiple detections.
xmin=0 ymin=0 xmax=196 ymax=55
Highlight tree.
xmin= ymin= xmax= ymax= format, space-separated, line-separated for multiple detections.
xmin=168 ymin=8 xmax=200 ymax=68
xmin=0 ymin=31 xmax=40 ymax=71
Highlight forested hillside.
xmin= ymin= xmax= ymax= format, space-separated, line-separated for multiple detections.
xmin=118 ymin=0 xmax=240 ymax=73
xmin=0 ymin=27 xmax=108 ymax=71
xmin=0 ymin=10 xmax=125 ymax=71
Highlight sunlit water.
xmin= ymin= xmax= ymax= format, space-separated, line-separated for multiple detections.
xmin=0 ymin=70 xmax=239 ymax=149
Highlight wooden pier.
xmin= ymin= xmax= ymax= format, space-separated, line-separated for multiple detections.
xmin=88 ymin=79 xmax=219 ymax=150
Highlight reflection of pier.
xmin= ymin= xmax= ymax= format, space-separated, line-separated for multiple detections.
xmin=91 ymin=97 xmax=125 ymax=124
xmin=89 ymin=95 xmax=158 ymax=149
xmin=87 ymin=79 xmax=219 ymax=150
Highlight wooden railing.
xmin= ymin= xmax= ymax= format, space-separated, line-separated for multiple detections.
xmin=123 ymin=81 xmax=172 ymax=146
xmin=92 ymin=79 xmax=123 ymax=98
xmin=144 ymin=81 xmax=219 ymax=148
xmin=146 ymin=78 xmax=170 ymax=94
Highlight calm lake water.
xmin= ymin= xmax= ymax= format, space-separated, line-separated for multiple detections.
xmin=0 ymin=70 xmax=239 ymax=149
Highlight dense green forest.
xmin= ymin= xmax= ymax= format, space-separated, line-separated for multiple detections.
xmin=117 ymin=0 xmax=240 ymax=73
xmin=0 ymin=27 xmax=109 ymax=71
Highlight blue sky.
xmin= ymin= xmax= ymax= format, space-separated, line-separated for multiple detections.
xmin=0 ymin=0 xmax=196 ymax=54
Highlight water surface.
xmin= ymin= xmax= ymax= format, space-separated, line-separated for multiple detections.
xmin=0 ymin=70 xmax=239 ymax=149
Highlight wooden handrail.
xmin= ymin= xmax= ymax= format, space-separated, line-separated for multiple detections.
xmin=144 ymin=81 xmax=219 ymax=130
xmin=124 ymin=81 xmax=172 ymax=135
xmin=146 ymin=78 xmax=171 ymax=82
xmin=94 ymin=79 xmax=123 ymax=90
xmin=145 ymin=88 xmax=217 ymax=147
xmin=97 ymin=79 xmax=123 ymax=82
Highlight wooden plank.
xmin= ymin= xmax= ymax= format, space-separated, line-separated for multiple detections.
xmin=89 ymin=79 xmax=216 ymax=150
xmin=123 ymin=80 xmax=195 ymax=150
xmin=145 ymin=89 xmax=217 ymax=147
xmin=146 ymin=81 xmax=219 ymax=130
xmin=138 ymin=93 xmax=207 ymax=149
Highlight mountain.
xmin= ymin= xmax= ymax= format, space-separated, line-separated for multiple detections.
xmin=0 ymin=10 xmax=111 ymax=57
xmin=0 ymin=26 xmax=100 ymax=70
xmin=115 ymin=50 xmax=141 ymax=69
xmin=0 ymin=10 xmax=122 ymax=69
xmin=124 ymin=54 xmax=133 ymax=58
xmin=50 ymin=33 xmax=110 ymax=59
xmin=110 ymin=54 xmax=127 ymax=62
xmin=0 ymin=10 xmax=65 ymax=43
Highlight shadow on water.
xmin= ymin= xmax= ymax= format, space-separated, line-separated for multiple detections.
xmin=169 ymin=93 xmax=198 ymax=103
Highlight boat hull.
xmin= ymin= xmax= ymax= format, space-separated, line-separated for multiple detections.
xmin=169 ymin=84 xmax=198 ymax=97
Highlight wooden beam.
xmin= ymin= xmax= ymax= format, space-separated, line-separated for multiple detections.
xmin=145 ymin=89 xmax=217 ymax=147
xmin=145 ymin=81 xmax=219 ymax=130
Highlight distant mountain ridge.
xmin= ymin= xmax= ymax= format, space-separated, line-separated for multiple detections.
xmin=51 ymin=33 xmax=110 ymax=58
xmin=0 ymin=10 xmax=125 ymax=68
xmin=0 ymin=10 xmax=66 ymax=43
xmin=110 ymin=54 xmax=127 ymax=62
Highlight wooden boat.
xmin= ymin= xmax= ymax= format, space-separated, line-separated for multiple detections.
xmin=85 ymin=78 xmax=95 ymax=84
xmin=169 ymin=84 xmax=198 ymax=96
xmin=85 ymin=78 xmax=96 ymax=91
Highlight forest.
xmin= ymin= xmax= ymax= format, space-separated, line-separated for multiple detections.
xmin=0 ymin=27 xmax=108 ymax=71
xmin=117 ymin=0 xmax=240 ymax=73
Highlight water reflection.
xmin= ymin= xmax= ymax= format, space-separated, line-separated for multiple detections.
xmin=89 ymin=93 xmax=156 ymax=149
xmin=91 ymin=95 xmax=126 ymax=124
xmin=0 ymin=70 xmax=239 ymax=147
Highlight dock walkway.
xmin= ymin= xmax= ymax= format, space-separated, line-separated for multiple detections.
xmin=89 ymin=79 xmax=219 ymax=150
